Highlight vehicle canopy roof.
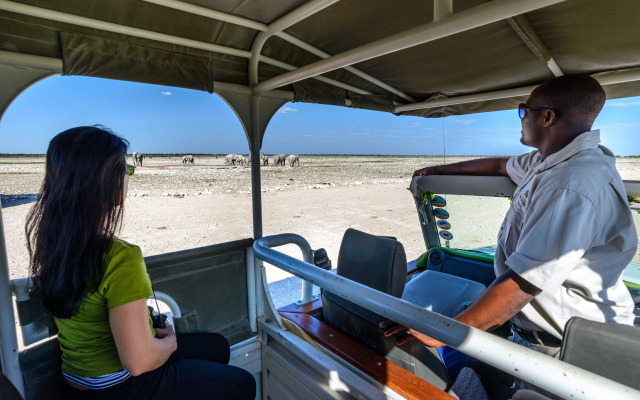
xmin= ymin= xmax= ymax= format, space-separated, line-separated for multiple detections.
xmin=2 ymin=0 xmax=640 ymax=119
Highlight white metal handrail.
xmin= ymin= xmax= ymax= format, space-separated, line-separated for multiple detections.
xmin=253 ymin=233 xmax=640 ymax=400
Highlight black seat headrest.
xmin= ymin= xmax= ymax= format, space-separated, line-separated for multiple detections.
xmin=337 ymin=228 xmax=407 ymax=297
xmin=560 ymin=316 xmax=640 ymax=391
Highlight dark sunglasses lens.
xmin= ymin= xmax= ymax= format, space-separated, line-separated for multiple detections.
xmin=518 ymin=104 xmax=526 ymax=119
xmin=126 ymin=165 xmax=135 ymax=175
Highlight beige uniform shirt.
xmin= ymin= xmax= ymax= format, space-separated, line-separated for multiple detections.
xmin=497 ymin=130 xmax=637 ymax=339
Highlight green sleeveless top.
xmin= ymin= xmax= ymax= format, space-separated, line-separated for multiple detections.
xmin=54 ymin=239 xmax=155 ymax=377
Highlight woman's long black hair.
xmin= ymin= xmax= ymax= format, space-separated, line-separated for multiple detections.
xmin=26 ymin=126 xmax=130 ymax=318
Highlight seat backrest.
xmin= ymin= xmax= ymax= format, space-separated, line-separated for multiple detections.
xmin=336 ymin=228 xmax=407 ymax=296
xmin=321 ymin=229 xmax=450 ymax=390
xmin=560 ymin=317 xmax=640 ymax=390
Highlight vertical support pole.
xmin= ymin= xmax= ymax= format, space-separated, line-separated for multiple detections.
xmin=300 ymin=240 xmax=315 ymax=304
xmin=250 ymin=95 xmax=263 ymax=240
xmin=433 ymin=0 xmax=453 ymax=22
xmin=0 ymin=206 xmax=24 ymax=396
xmin=246 ymin=247 xmax=257 ymax=332
xmin=300 ymin=277 xmax=315 ymax=304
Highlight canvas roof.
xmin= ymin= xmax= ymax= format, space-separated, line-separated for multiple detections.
xmin=1 ymin=0 xmax=640 ymax=117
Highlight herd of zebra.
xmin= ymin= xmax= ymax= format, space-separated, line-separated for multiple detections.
xmin=130 ymin=152 xmax=299 ymax=167
xmin=225 ymin=153 xmax=299 ymax=167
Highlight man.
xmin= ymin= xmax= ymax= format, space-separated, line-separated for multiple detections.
xmin=382 ymin=75 xmax=637 ymax=361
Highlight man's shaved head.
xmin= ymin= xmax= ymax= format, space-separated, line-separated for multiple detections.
xmin=533 ymin=74 xmax=605 ymax=131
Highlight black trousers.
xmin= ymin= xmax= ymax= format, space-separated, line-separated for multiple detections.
xmin=76 ymin=333 xmax=256 ymax=400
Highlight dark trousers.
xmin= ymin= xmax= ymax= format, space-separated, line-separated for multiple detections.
xmin=77 ymin=333 xmax=256 ymax=400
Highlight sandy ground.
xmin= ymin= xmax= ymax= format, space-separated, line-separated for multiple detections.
xmin=2 ymin=155 xmax=640 ymax=307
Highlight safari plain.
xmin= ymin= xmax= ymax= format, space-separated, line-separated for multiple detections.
xmin=2 ymin=155 xmax=640 ymax=306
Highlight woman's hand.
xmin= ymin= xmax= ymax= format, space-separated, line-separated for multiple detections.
xmin=379 ymin=319 xmax=446 ymax=348
xmin=155 ymin=321 xmax=175 ymax=340
xmin=110 ymin=299 xmax=177 ymax=375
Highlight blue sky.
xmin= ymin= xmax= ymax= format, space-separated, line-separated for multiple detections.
xmin=1 ymin=75 xmax=639 ymax=156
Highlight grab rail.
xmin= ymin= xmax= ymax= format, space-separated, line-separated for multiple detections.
xmin=254 ymin=233 xmax=640 ymax=400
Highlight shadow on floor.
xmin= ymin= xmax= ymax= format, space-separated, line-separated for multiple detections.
xmin=1 ymin=194 xmax=38 ymax=208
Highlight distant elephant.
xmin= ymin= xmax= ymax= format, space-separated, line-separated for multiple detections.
xmin=133 ymin=151 xmax=143 ymax=166
xmin=233 ymin=154 xmax=246 ymax=166
xmin=182 ymin=155 xmax=195 ymax=164
xmin=260 ymin=153 xmax=268 ymax=166
xmin=225 ymin=154 xmax=235 ymax=165
xmin=274 ymin=154 xmax=287 ymax=166
xmin=288 ymin=154 xmax=300 ymax=167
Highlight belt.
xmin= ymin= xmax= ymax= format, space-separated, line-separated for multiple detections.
xmin=511 ymin=322 xmax=562 ymax=347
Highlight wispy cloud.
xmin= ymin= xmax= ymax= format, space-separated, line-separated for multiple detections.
xmin=453 ymin=119 xmax=478 ymax=125
xmin=277 ymin=106 xmax=298 ymax=114
xmin=160 ymin=91 xmax=173 ymax=96
xmin=605 ymin=101 xmax=640 ymax=107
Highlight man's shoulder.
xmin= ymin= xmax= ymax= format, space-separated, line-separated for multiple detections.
xmin=547 ymin=147 xmax=618 ymax=195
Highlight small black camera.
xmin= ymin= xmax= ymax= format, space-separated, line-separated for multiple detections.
xmin=148 ymin=305 xmax=168 ymax=329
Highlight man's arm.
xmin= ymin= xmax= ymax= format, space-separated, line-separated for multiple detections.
xmin=413 ymin=157 xmax=510 ymax=178
xmin=381 ymin=269 xmax=540 ymax=347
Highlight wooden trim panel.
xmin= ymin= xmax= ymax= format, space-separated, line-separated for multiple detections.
xmin=279 ymin=312 xmax=455 ymax=400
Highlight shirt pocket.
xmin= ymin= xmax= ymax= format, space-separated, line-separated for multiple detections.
xmin=498 ymin=208 xmax=524 ymax=255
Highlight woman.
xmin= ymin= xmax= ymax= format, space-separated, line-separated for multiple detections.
xmin=26 ymin=126 xmax=255 ymax=400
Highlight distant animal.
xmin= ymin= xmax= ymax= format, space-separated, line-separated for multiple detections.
xmin=133 ymin=151 xmax=143 ymax=166
xmin=182 ymin=155 xmax=194 ymax=164
xmin=288 ymin=154 xmax=300 ymax=167
xmin=261 ymin=153 xmax=268 ymax=166
xmin=274 ymin=154 xmax=287 ymax=166
xmin=233 ymin=154 xmax=246 ymax=166
xmin=225 ymin=154 xmax=235 ymax=165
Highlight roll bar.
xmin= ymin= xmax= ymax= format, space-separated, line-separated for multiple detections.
xmin=253 ymin=234 xmax=640 ymax=400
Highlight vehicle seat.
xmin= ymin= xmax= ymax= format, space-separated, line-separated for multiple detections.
xmin=560 ymin=316 xmax=640 ymax=391
xmin=321 ymin=229 xmax=453 ymax=389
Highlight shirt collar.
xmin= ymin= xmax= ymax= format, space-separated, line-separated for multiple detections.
xmin=534 ymin=130 xmax=601 ymax=173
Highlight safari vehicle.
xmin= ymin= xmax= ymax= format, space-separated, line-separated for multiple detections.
xmin=1 ymin=0 xmax=640 ymax=399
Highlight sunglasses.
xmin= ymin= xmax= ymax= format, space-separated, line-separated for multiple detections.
xmin=518 ymin=103 xmax=557 ymax=119
xmin=126 ymin=164 xmax=136 ymax=176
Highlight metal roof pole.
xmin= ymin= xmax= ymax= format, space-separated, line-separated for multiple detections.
xmin=394 ymin=66 xmax=640 ymax=113
xmin=249 ymin=95 xmax=263 ymax=240
xmin=146 ymin=0 xmax=415 ymax=102
xmin=433 ymin=0 xmax=453 ymax=22
xmin=0 ymin=52 xmax=62 ymax=396
xmin=215 ymin=90 xmax=288 ymax=239
xmin=0 ymin=1 xmax=366 ymax=95
xmin=277 ymin=32 xmax=417 ymax=102
xmin=253 ymin=0 xmax=567 ymax=93
xmin=0 ymin=0 xmax=249 ymax=59
xmin=394 ymin=85 xmax=536 ymax=113
xmin=249 ymin=0 xmax=339 ymax=87
xmin=0 ymin=206 xmax=24 ymax=396
xmin=508 ymin=15 xmax=564 ymax=77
